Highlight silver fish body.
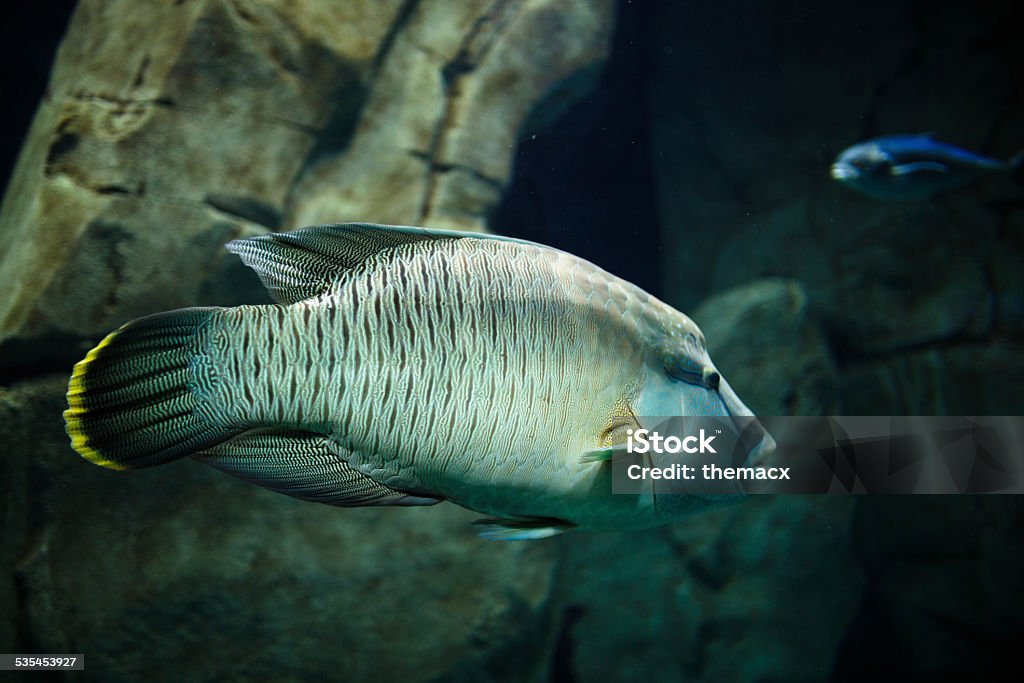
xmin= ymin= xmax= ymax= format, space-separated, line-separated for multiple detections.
xmin=66 ymin=224 xmax=774 ymax=538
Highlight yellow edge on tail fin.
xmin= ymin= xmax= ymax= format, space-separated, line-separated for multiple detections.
xmin=63 ymin=328 xmax=129 ymax=471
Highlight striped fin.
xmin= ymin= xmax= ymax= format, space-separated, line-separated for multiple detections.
xmin=225 ymin=222 xmax=542 ymax=304
xmin=579 ymin=444 xmax=630 ymax=464
xmin=192 ymin=429 xmax=443 ymax=507
xmin=473 ymin=517 xmax=576 ymax=541
xmin=224 ymin=223 xmax=447 ymax=304
xmin=64 ymin=308 xmax=235 ymax=470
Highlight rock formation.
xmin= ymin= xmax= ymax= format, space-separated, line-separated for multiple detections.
xmin=0 ymin=0 xmax=613 ymax=359
xmin=0 ymin=1 xmax=613 ymax=680
xmin=2 ymin=1 xmax=1022 ymax=680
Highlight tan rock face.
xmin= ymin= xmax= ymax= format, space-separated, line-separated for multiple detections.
xmin=289 ymin=0 xmax=615 ymax=231
xmin=0 ymin=1 xmax=613 ymax=679
xmin=0 ymin=0 xmax=613 ymax=347
xmin=693 ymin=279 xmax=839 ymax=416
xmin=1 ymin=376 xmax=557 ymax=683
xmin=0 ymin=0 xmax=382 ymax=342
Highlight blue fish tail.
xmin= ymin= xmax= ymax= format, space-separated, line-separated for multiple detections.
xmin=1010 ymin=148 xmax=1024 ymax=170
xmin=1011 ymin=148 xmax=1024 ymax=186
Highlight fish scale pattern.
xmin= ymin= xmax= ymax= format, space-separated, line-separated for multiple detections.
xmin=206 ymin=237 xmax=667 ymax=514
xmin=64 ymin=223 xmax=755 ymax=530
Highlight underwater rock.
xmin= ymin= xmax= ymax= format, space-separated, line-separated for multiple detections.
xmin=648 ymin=2 xmax=905 ymax=312
xmin=648 ymin=0 xmax=1023 ymax=417
xmin=0 ymin=0 xmax=613 ymax=358
xmin=554 ymin=279 xmax=855 ymax=681
xmin=289 ymin=0 xmax=614 ymax=232
xmin=709 ymin=195 xmax=996 ymax=356
xmin=991 ymin=209 xmax=1024 ymax=336
xmin=1 ymin=376 xmax=558 ymax=682
xmin=870 ymin=6 xmax=1013 ymax=146
xmin=668 ymin=497 xmax=862 ymax=683
xmin=839 ymin=340 xmax=1024 ymax=414
xmin=692 ymin=278 xmax=838 ymax=415
xmin=837 ymin=496 xmax=1024 ymax=678
xmin=558 ymin=498 xmax=861 ymax=683
xmin=0 ymin=0 xmax=390 ymax=350
xmin=0 ymin=378 xmax=60 ymax=653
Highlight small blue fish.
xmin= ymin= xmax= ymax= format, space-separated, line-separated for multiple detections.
xmin=830 ymin=134 xmax=1023 ymax=200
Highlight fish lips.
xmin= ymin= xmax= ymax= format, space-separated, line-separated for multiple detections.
xmin=715 ymin=375 xmax=777 ymax=467
xmin=639 ymin=372 xmax=777 ymax=467
xmin=646 ymin=375 xmax=778 ymax=514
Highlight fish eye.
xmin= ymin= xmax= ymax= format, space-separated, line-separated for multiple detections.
xmin=685 ymin=332 xmax=706 ymax=349
xmin=664 ymin=351 xmax=719 ymax=392
xmin=667 ymin=363 xmax=720 ymax=391
xmin=662 ymin=333 xmax=714 ymax=386
xmin=666 ymin=359 xmax=703 ymax=384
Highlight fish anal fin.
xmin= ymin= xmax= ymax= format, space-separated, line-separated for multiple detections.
xmin=192 ymin=428 xmax=442 ymax=508
xmin=473 ymin=517 xmax=575 ymax=541
xmin=390 ymin=494 xmax=443 ymax=506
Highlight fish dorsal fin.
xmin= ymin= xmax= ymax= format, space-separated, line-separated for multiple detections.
xmin=226 ymin=222 xmax=522 ymax=304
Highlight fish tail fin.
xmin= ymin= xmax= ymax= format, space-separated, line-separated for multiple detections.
xmin=64 ymin=307 xmax=235 ymax=470
xmin=1010 ymin=148 xmax=1024 ymax=184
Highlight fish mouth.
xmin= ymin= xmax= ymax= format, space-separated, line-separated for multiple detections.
xmin=830 ymin=162 xmax=859 ymax=181
xmin=714 ymin=378 xmax=777 ymax=467
xmin=730 ymin=411 xmax=776 ymax=468
xmin=740 ymin=419 xmax=776 ymax=467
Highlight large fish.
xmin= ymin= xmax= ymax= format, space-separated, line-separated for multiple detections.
xmin=830 ymin=133 xmax=1023 ymax=200
xmin=65 ymin=223 xmax=774 ymax=539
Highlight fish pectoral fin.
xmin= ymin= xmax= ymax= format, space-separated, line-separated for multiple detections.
xmin=192 ymin=428 xmax=443 ymax=508
xmin=890 ymin=161 xmax=949 ymax=176
xmin=580 ymin=443 xmax=629 ymax=464
xmin=472 ymin=517 xmax=575 ymax=541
